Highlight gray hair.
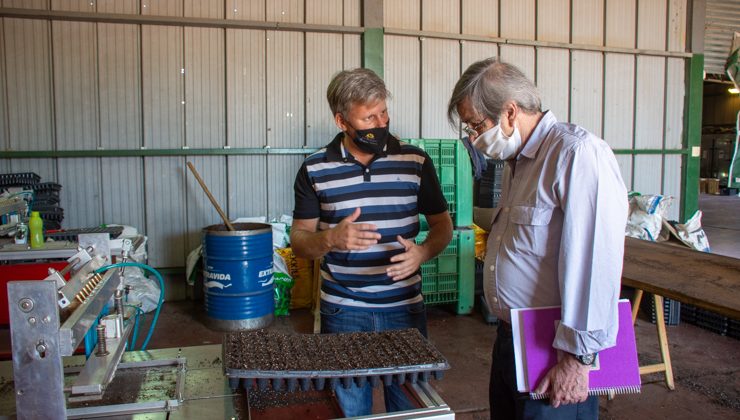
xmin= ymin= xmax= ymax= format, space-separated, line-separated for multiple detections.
xmin=327 ymin=68 xmax=391 ymax=117
xmin=447 ymin=57 xmax=541 ymax=127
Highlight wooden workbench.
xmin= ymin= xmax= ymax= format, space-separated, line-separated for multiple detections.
xmin=622 ymin=237 xmax=740 ymax=320
xmin=621 ymin=237 xmax=740 ymax=391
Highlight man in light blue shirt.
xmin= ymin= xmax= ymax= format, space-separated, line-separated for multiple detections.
xmin=448 ymin=58 xmax=628 ymax=419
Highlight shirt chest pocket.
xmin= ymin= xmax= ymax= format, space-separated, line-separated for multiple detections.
xmin=508 ymin=206 xmax=557 ymax=257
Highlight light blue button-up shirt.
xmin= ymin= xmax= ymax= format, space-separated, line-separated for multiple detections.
xmin=483 ymin=111 xmax=628 ymax=355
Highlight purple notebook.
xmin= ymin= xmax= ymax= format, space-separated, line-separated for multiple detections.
xmin=511 ymin=299 xmax=641 ymax=399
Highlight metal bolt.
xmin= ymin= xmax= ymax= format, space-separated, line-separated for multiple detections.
xmin=115 ymin=290 xmax=124 ymax=315
xmin=19 ymin=298 xmax=34 ymax=312
xmin=36 ymin=341 xmax=47 ymax=354
xmin=42 ymin=316 xmax=51 ymax=324
xmin=28 ymin=317 xmax=36 ymax=325
xmin=95 ymin=325 xmax=109 ymax=357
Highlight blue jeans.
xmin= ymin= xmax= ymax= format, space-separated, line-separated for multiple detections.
xmin=490 ymin=322 xmax=599 ymax=420
xmin=320 ymin=301 xmax=428 ymax=417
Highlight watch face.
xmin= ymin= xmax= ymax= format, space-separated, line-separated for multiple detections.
xmin=578 ymin=353 xmax=595 ymax=365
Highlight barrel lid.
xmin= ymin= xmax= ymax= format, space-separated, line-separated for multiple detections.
xmin=203 ymin=223 xmax=272 ymax=236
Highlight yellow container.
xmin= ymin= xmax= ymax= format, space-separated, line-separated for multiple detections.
xmin=29 ymin=211 xmax=44 ymax=249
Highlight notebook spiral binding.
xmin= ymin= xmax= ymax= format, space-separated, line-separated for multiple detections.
xmin=529 ymin=385 xmax=641 ymax=400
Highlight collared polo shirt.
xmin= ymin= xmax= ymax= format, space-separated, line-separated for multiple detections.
xmin=293 ymin=133 xmax=448 ymax=310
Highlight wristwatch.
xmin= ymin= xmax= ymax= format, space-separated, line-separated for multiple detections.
xmin=574 ymin=353 xmax=596 ymax=366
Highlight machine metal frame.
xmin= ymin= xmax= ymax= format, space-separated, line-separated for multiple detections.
xmin=6 ymin=246 xmax=183 ymax=419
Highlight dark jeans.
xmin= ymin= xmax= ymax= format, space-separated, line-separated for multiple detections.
xmin=320 ymin=301 xmax=428 ymax=417
xmin=490 ymin=322 xmax=599 ymax=420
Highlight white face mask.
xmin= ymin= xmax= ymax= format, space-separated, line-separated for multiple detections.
xmin=472 ymin=119 xmax=522 ymax=160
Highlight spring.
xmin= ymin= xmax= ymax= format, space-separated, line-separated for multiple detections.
xmin=95 ymin=324 xmax=109 ymax=357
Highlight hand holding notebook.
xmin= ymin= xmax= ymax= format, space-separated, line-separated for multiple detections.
xmin=511 ymin=299 xmax=641 ymax=400
xmin=531 ymin=352 xmax=592 ymax=406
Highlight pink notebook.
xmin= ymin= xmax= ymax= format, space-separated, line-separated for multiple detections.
xmin=511 ymin=299 xmax=641 ymax=399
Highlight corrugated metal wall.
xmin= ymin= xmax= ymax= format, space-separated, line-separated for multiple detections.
xmin=705 ymin=0 xmax=740 ymax=76
xmin=0 ymin=0 xmax=695 ymax=267
xmin=384 ymin=0 xmax=690 ymax=222
xmin=0 ymin=0 xmax=362 ymax=267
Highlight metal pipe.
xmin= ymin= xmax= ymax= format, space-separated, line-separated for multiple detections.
xmin=114 ymin=290 xmax=124 ymax=316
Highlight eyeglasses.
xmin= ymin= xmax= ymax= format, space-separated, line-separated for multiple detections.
xmin=462 ymin=118 xmax=488 ymax=137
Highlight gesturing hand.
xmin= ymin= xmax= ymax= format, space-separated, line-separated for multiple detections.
xmin=328 ymin=207 xmax=381 ymax=251
xmin=387 ymin=235 xmax=425 ymax=281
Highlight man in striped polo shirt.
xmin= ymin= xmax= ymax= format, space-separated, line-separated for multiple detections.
xmin=290 ymin=68 xmax=453 ymax=416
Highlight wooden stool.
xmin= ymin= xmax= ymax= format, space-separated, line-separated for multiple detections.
xmin=631 ymin=289 xmax=675 ymax=390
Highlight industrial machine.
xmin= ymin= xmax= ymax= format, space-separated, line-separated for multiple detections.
xmin=6 ymin=240 xmax=178 ymax=419
xmin=4 ymin=239 xmax=454 ymax=419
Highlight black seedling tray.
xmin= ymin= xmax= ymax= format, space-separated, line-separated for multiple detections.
xmin=223 ymin=328 xmax=449 ymax=392
xmin=45 ymin=226 xmax=124 ymax=242
xmin=22 ymin=182 xmax=61 ymax=192
xmin=0 ymin=172 xmax=40 ymax=187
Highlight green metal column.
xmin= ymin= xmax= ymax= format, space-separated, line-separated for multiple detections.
xmin=681 ymin=54 xmax=703 ymax=222
xmin=361 ymin=0 xmax=384 ymax=78
xmin=362 ymin=28 xmax=384 ymax=78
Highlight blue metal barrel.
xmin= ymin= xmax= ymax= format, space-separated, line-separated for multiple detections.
xmin=202 ymin=222 xmax=274 ymax=331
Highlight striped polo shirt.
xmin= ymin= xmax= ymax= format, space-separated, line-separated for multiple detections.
xmin=293 ymin=133 xmax=448 ymax=310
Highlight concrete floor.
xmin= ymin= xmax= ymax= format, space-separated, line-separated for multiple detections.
xmin=699 ymin=193 xmax=740 ymax=259
xmin=1 ymin=194 xmax=736 ymax=419
xmin=134 ymin=193 xmax=740 ymax=419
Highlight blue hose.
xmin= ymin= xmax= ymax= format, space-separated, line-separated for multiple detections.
xmin=125 ymin=304 xmax=144 ymax=350
xmin=95 ymin=262 xmax=165 ymax=351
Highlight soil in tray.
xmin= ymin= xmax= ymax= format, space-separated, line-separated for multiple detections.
xmin=223 ymin=328 xmax=446 ymax=372
xmin=66 ymin=365 xmax=178 ymax=408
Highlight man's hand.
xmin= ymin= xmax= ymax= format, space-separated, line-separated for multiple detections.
xmin=387 ymin=235 xmax=426 ymax=281
xmin=533 ymin=353 xmax=590 ymax=408
xmin=327 ymin=207 xmax=381 ymax=251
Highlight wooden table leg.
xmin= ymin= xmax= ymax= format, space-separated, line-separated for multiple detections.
xmin=632 ymin=289 xmax=644 ymax=325
xmin=636 ymin=295 xmax=676 ymax=390
xmin=652 ymin=294 xmax=675 ymax=390
xmin=631 ymin=290 xmax=676 ymax=391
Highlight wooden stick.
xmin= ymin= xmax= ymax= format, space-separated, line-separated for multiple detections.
xmin=186 ymin=161 xmax=235 ymax=231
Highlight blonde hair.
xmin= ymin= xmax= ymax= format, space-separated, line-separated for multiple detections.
xmin=327 ymin=68 xmax=390 ymax=117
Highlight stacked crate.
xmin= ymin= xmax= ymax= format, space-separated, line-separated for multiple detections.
xmin=407 ymin=139 xmax=475 ymax=315
xmin=728 ymin=319 xmax=740 ymax=340
xmin=693 ymin=308 xmax=729 ymax=335
xmin=478 ymin=159 xmax=505 ymax=208
xmin=640 ymin=295 xmax=681 ymax=326
xmin=0 ymin=172 xmax=64 ymax=230
xmin=415 ymin=229 xmax=475 ymax=314
xmin=25 ymin=182 xmax=64 ymax=230
xmin=681 ymin=303 xmax=737 ymax=339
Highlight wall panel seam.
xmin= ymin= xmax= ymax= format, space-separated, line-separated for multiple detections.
xmin=48 ymin=18 xmax=57 ymax=158
xmin=0 ymin=8 xmax=364 ymax=34
xmin=95 ymin=19 xmax=101 ymax=149
xmin=662 ymin=56 xmax=669 ymax=194
xmin=1 ymin=18 xmax=8 ymax=149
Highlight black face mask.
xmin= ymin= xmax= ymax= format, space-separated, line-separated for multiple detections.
xmin=349 ymin=121 xmax=391 ymax=155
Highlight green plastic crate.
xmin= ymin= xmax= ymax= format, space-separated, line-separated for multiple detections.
xmin=405 ymin=139 xmax=473 ymax=228
xmin=415 ymin=228 xmax=475 ymax=314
